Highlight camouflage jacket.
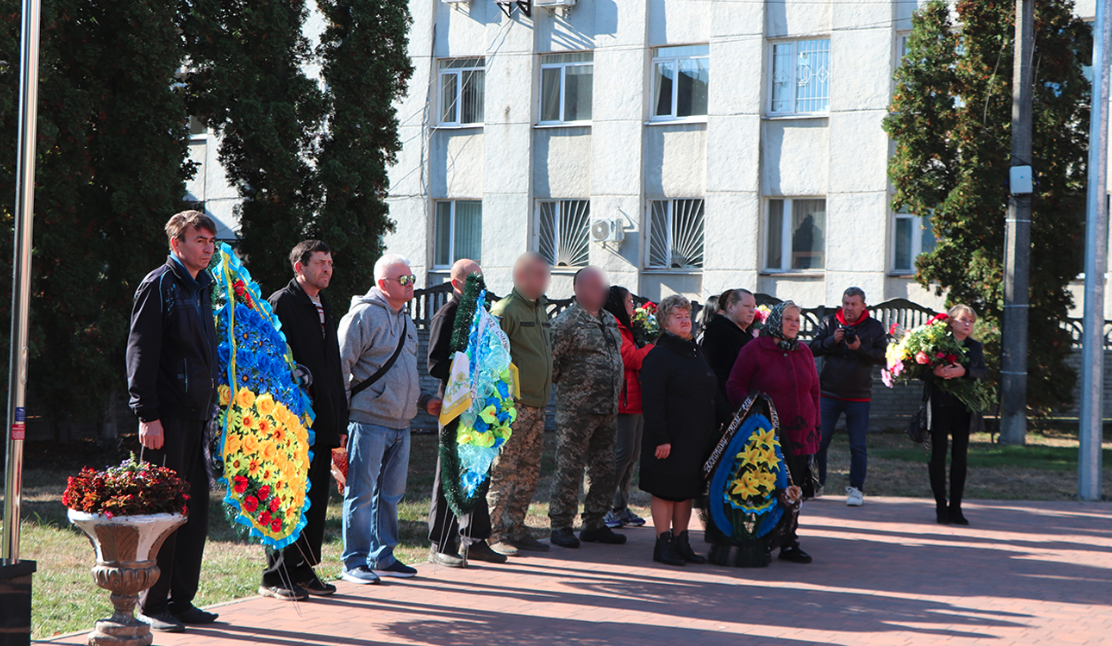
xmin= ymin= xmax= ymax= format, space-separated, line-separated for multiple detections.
xmin=551 ymin=302 xmax=624 ymax=415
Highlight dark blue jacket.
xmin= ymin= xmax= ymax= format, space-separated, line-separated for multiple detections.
xmin=126 ymin=255 xmax=219 ymax=422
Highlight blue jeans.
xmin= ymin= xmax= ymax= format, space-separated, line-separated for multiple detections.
xmin=816 ymin=397 xmax=870 ymax=491
xmin=342 ymin=421 xmax=411 ymax=570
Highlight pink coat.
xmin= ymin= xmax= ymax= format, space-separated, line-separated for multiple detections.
xmin=726 ymin=336 xmax=821 ymax=456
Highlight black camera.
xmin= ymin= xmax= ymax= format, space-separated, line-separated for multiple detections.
xmin=842 ymin=326 xmax=858 ymax=343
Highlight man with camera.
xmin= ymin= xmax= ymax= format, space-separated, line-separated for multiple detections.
xmin=809 ymin=287 xmax=888 ymax=507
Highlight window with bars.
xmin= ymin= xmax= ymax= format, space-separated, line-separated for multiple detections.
xmin=540 ymin=53 xmax=593 ymax=124
xmin=770 ymin=39 xmax=830 ymax=115
xmin=537 ymin=200 xmax=590 ymax=268
xmin=439 ymin=57 xmax=485 ymax=126
xmin=765 ymin=198 xmax=826 ymax=271
xmin=651 ymin=45 xmax=709 ymax=121
xmin=648 ymin=199 xmax=705 ymax=269
xmin=434 ymin=201 xmax=482 ymax=268
xmin=892 ymin=210 xmax=936 ymax=274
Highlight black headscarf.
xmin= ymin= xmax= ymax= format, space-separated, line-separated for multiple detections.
xmin=604 ymin=286 xmax=634 ymax=333
xmin=760 ymin=301 xmax=801 ymax=352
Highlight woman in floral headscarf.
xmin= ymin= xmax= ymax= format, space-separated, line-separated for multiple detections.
xmin=726 ymin=300 xmax=820 ymax=564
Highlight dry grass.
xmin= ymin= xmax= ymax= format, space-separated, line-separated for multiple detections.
xmin=5 ymin=427 xmax=1109 ymax=638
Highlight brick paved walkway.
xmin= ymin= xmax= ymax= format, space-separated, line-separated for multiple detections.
xmin=48 ymin=498 xmax=1112 ymax=645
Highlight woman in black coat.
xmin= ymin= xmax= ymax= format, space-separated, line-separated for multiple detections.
xmin=640 ymin=294 xmax=717 ymax=567
xmin=700 ymin=288 xmax=757 ymax=426
xmin=926 ymin=304 xmax=991 ymax=526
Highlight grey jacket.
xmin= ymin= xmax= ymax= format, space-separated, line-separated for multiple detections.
xmin=338 ymin=287 xmax=428 ymax=429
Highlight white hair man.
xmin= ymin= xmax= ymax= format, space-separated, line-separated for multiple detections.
xmin=338 ymin=253 xmax=441 ymax=583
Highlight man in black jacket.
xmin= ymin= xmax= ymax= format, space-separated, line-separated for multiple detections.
xmin=425 ymin=259 xmax=507 ymax=567
xmin=128 ymin=211 xmax=220 ymax=632
xmin=258 ymin=240 xmax=349 ymax=600
xmin=809 ymin=287 xmax=888 ymax=507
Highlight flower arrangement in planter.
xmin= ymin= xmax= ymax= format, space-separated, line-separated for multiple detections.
xmin=64 ymin=455 xmax=190 ymax=646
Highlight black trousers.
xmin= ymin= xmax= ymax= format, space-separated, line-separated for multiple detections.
xmin=139 ymin=417 xmax=210 ymax=617
xmin=261 ymin=442 xmax=334 ymax=587
xmin=427 ymin=454 xmax=491 ymax=552
xmin=782 ymin=453 xmax=810 ymax=549
xmin=929 ymin=403 xmax=971 ymax=508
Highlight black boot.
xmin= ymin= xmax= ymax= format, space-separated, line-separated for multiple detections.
xmin=653 ymin=531 xmax=686 ymax=566
xmin=674 ymin=531 xmax=706 ymax=564
xmin=936 ymin=501 xmax=951 ymax=525
xmin=949 ymin=504 xmax=969 ymax=526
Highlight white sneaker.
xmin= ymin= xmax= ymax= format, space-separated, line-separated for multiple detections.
xmin=846 ymin=486 xmax=864 ymax=507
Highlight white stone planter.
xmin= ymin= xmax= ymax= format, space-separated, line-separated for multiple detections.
xmin=67 ymin=510 xmax=187 ymax=646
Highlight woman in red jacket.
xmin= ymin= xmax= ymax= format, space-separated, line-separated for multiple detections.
xmin=726 ymin=300 xmax=820 ymax=564
xmin=603 ymin=286 xmax=655 ymax=529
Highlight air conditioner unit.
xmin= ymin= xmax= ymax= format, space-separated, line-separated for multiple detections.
xmin=590 ymin=219 xmax=624 ymax=243
xmin=535 ymin=0 xmax=576 ymax=7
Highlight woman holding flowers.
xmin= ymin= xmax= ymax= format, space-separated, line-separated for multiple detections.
xmin=639 ymin=294 xmax=716 ymax=566
xmin=726 ymin=301 xmax=820 ymax=564
xmin=925 ymin=305 xmax=990 ymax=526
xmin=603 ymin=286 xmax=655 ymax=529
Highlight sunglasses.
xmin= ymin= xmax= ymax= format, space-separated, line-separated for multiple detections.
xmin=385 ymin=274 xmax=417 ymax=286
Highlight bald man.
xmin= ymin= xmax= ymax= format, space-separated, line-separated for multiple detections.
xmin=487 ymin=253 xmax=554 ymax=555
xmin=425 ymin=259 xmax=506 ymax=566
xmin=547 ymin=266 xmax=627 ymax=549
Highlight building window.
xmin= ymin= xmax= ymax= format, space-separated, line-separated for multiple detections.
xmin=770 ymin=39 xmax=830 ymax=115
xmin=648 ymin=199 xmax=705 ymax=269
xmin=539 ymin=53 xmax=593 ymax=124
xmin=651 ymin=45 xmax=709 ymax=121
xmin=439 ymin=57 xmax=485 ymax=126
xmin=434 ymin=201 xmax=482 ymax=267
xmin=765 ymin=198 xmax=826 ymax=271
xmin=538 ymin=200 xmax=591 ymax=268
xmin=892 ymin=210 xmax=936 ymax=274
xmin=897 ymin=32 xmax=910 ymax=62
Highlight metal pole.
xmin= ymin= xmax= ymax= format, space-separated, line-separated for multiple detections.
xmin=2 ymin=0 xmax=42 ymax=565
xmin=1000 ymin=0 xmax=1035 ymax=446
xmin=1080 ymin=0 xmax=1112 ymax=502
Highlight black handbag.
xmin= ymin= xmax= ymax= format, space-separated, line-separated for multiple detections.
xmin=907 ymin=405 xmax=929 ymax=444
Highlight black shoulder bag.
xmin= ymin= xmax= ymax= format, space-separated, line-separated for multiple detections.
xmin=907 ymin=385 xmax=930 ymax=445
xmin=350 ymin=319 xmax=408 ymax=398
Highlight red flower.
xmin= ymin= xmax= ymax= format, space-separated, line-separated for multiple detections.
xmin=270 ymin=518 xmax=283 ymax=533
xmin=259 ymin=511 xmax=271 ymax=526
xmin=915 ymin=351 xmax=930 ymax=365
xmin=268 ymin=496 xmax=281 ymax=513
xmin=936 ymin=352 xmax=945 ymax=359
xmin=946 ymin=354 xmax=958 ymax=364
xmin=927 ymin=313 xmax=949 ymax=324
xmin=257 ymin=485 xmax=271 ymax=502
xmin=233 ymin=476 xmax=248 ymax=494
xmin=889 ymin=322 xmax=899 ymax=335
xmin=243 ymin=496 xmax=259 ymax=513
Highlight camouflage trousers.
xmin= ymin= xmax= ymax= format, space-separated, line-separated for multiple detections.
xmin=548 ymin=410 xmax=618 ymax=532
xmin=486 ymin=404 xmax=546 ymax=542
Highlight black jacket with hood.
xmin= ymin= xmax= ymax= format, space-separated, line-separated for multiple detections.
xmin=126 ymin=255 xmax=219 ymax=423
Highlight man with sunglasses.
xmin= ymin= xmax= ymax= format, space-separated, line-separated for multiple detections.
xmin=338 ymin=254 xmax=441 ymax=584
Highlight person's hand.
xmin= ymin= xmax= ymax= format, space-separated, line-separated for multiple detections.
xmin=846 ymin=337 xmax=862 ymax=351
xmin=932 ymin=364 xmax=951 ymax=379
xmin=655 ymin=444 xmax=671 ymax=460
xmin=948 ymin=363 xmax=966 ymax=378
xmin=426 ymin=398 xmax=443 ymax=416
xmin=139 ymin=419 xmax=164 ymax=450
xmin=832 ymin=328 xmax=845 ymax=344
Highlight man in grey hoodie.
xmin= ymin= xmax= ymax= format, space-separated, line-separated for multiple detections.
xmin=338 ymin=254 xmax=441 ymax=584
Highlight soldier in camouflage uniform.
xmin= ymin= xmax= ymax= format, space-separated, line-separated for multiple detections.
xmin=548 ymin=266 xmax=628 ymax=548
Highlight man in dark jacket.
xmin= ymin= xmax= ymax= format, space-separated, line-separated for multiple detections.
xmin=809 ymin=287 xmax=888 ymax=507
xmin=425 ymin=259 xmax=506 ymax=567
xmin=127 ymin=211 xmax=220 ymax=632
xmin=258 ymin=240 xmax=348 ymax=600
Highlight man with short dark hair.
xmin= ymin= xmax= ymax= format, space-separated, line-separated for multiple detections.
xmin=128 ymin=210 xmax=220 ymax=631
xmin=258 ymin=240 xmax=348 ymax=600
xmin=810 ymin=287 xmax=888 ymax=507
xmin=548 ymin=266 xmax=627 ymax=549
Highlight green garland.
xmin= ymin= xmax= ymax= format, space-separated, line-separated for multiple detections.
xmin=439 ymin=273 xmax=489 ymax=517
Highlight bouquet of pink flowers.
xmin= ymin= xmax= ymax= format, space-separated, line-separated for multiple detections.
xmin=883 ymin=313 xmax=995 ymax=412
xmin=750 ymin=305 xmax=772 ymax=331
